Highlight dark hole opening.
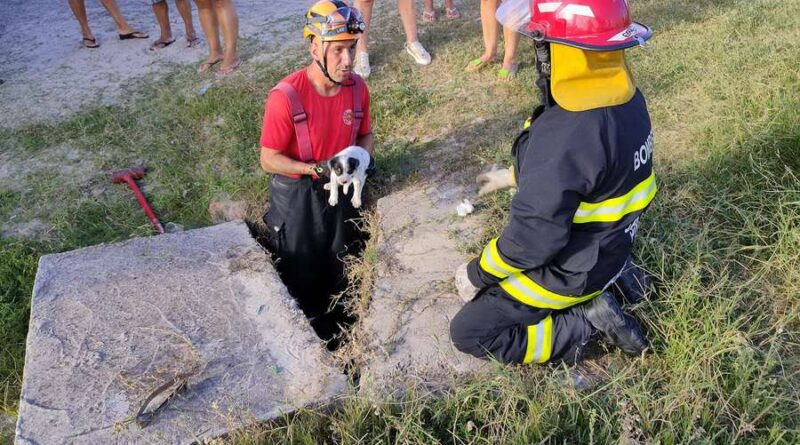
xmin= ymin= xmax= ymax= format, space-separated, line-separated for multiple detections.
xmin=251 ymin=176 xmax=372 ymax=352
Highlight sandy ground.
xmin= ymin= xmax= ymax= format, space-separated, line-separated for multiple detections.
xmin=0 ymin=0 xmax=310 ymax=128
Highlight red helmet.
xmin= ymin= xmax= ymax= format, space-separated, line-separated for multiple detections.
xmin=522 ymin=0 xmax=651 ymax=50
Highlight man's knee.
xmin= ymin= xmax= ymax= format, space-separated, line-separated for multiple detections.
xmin=449 ymin=303 xmax=489 ymax=358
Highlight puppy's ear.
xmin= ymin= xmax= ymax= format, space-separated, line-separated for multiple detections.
xmin=347 ymin=157 xmax=360 ymax=173
xmin=327 ymin=156 xmax=337 ymax=170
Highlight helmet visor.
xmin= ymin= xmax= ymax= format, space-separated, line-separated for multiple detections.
xmin=307 ymin=7 xmax=365 ymax=39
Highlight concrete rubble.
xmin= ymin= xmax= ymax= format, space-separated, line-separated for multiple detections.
xmin=15 ymin=221 xmax=346 ymax=444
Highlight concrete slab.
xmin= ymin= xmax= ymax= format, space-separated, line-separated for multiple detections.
xmin=359 ymin=183 xmax=489 ymax=398
xmin=15 ymin=221 xmax=346 ymax=444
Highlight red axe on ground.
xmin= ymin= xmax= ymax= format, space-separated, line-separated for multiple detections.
xmin=110 ymin=167 xmax=165 ymax=234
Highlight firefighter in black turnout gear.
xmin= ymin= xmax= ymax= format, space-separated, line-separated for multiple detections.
xmin=450 ymin=0 xmax=657 ymax=365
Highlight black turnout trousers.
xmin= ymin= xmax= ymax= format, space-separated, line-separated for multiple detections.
xmin=450 ymin=286 xmax=594 ymax=365
xmin=263 ymin=174 xmax=364 ymax=341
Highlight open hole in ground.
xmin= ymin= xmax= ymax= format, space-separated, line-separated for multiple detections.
xmin=250 ymin=179 xmax=378 ymax=357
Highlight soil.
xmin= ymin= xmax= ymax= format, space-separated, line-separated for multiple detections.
xmin=0 ymin=0 xmax=309 ymax=128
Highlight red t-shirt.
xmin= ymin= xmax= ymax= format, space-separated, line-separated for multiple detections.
xmin=259 ymin=69 xmax=372 ymax=165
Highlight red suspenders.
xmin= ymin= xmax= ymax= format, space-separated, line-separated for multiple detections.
xmin=270 ymin=76 xmax=364 ymax=163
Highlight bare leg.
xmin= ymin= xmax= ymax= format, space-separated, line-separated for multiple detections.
xmin=397 ymin=0 xmax=419 ymax=43
xmin=500 ymin=24 xmax=521 ymax=79
xmin=423 ymin=0 xmax=435 ymax=19
xmin=174 ymin=0 xmax=197 ymax=41
xmin=354 ymin=0 xmax=373 ymax=54
xmin=99 ymin=0 xmax=139 ymax=34
xmin=152 ymin=1 xmax=172 ymax=43
xmin=214 ymin=0 xmax=239 ymax=69
xmin=67 ymin=0 xmax=94 ymax=40
xmin=479 ymin=0 xmax=500 ymax=62
xmin=195 ymin=0 xmax=223 ymax=66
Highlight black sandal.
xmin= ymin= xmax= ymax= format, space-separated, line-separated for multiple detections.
xmin=82 ymin=37 xmax=99 ymax=48
xmin=119 ymin=31 xmax=149 ymax=40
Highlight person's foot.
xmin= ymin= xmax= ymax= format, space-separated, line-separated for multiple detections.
xmin=82 ymin=36 xmax=99 ymax=48
xmin=584 ymin=291 xmax=648 ymax=356
xmin=216 ymin=58 xmax=241 ymax=78
xmin=445 ymin=6 xmax=462 ymax=19
xmin=498 ymin=62 xmax=519 ymax=81
xmin=422 ymin=9 xmax=437 ymax=23
xmin=119 ymin=30 xmax=149 ymax=40
xmin=465 ymin=54 xmax=495 ymax=72
xmin=405 ymin=41 xmax=431 ymax=66
xmin=197 ymin=55 xmax=223 ymax=74
xmin=186 ymin=34 xmax=201 ymax=48
xmin=612 ymin=259 xmax=653 ymax=304
xmin=149 ymin=38 xmax=176 ymax=51
xmin=353 ymin=51 xmax=371 ymax=78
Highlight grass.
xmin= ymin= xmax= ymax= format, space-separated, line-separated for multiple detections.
xmin=1 ymin=0 xmax=799 ymax=442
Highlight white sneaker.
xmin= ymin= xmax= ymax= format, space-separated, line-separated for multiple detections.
xmin=405 ymin=41 xmax=431 ymax=66
xmin=353 ymin=51 xmax=371 ymax=78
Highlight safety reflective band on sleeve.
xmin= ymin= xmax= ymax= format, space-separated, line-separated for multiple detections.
xmin=523 ymin=315 xmax=553 ymax=364
xmin=479 ymin=238 xmax=523 ymax=279
xmin=500 ymin=272 xmax=601 ymax=309
xmin=573 ymin=172 xmax=657 ymax=224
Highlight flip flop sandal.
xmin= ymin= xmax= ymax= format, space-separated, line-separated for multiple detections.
xmin=216 ymin=59 xmax=241 ymax=78
xmin=149 ymin=39 xmax=176 ymax=51
xmin=186 ymin=36 xmax=201 ymax=48
xmin=119 ymin=31 xmax=149 ymax=40
xmin=197 ymin=58 xmax=222 ymax=74
xmin=465 ymin=57 xmax=494 ymax=73
xmin=422 ymin=9 xmax=437 ymax=23
xmin=446 ymin=7 xmax=462 ymax=19
xmin=497 ymin=64 xmax=519 ymax=81
xmin=82 ymin=37 xmax=99 ymax=48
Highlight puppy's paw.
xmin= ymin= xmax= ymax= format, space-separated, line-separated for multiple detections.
xmin=328 ymin=196 xmax=338 ymax=206
xmin=323 ymin=183 xmax=332 ymax=190
xmin=351 ymin=197 xmax=362 ymax=208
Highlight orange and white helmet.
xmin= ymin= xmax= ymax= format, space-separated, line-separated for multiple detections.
xmin=304 ymin=0 xmax=365 ymax=42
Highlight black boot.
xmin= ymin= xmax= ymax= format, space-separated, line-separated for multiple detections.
xmin=584 ymin=291 xmax=648 ymax=356
xmin=612 ymin=259 xmax=653 ymax=304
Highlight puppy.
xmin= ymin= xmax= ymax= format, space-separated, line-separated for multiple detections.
xmin=325 ymin=145 xmax=370 ymax=208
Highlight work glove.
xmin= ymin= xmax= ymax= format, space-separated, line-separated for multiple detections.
xmin=454 ymin=262 xmax=481 ymax=302
xmin=476 ymin=167 xmax=515 ymax=196
xmin=311 ymin=161 xmax=331 ymax=180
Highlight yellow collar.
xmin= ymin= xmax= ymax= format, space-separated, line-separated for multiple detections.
xmin=550 ymin=43 xmax=635 ymax=112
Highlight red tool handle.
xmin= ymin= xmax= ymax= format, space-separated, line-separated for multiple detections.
xmin=124 ymin=177 xmax=165 ymax=234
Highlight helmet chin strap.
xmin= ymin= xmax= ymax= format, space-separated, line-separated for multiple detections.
xmin=534 ymin=41 xmax=556 ymax=108
xmin=315 ymin=40 xmax=355 ymax=87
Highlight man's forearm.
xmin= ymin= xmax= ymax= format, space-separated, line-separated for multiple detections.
xmin=260 ymin=148 xmax=316 ymax=176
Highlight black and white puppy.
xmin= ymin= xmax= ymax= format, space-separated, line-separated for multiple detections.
xmin=325 ymin=145 xmax=370 ymax=208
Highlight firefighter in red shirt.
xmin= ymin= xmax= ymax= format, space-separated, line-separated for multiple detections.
xmin=259 ymin=0 xmax=374 ymax=345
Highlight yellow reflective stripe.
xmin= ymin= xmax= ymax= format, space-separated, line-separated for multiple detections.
xmin=523 ymin=117 xmax=532 ymax=129
xmin=479 ymin=238 xmax=523 ymax=279
xmin=523 ymin=316 xmax=553 ymax=364
xmin=500 ymin=272 xmax=601 ymax=309
xmin=573 ymin=172 xmax=657 ymax=224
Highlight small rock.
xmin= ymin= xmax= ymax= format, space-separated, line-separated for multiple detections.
xmin=165 ymin=222 xmax=184 ymax=233
xmin=455 ymin=199 xmax=474 ymax=217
